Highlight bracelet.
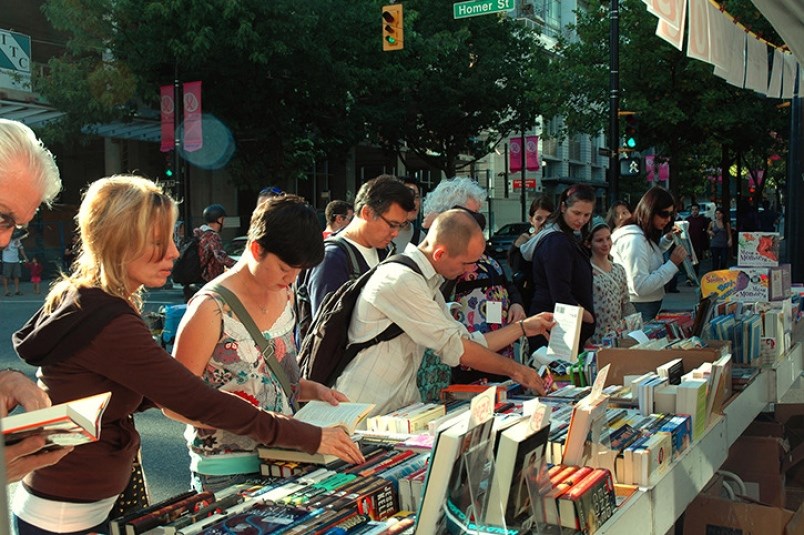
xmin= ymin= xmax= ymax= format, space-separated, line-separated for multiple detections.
xmin=518 ymin=320 xmax=527 ymax=337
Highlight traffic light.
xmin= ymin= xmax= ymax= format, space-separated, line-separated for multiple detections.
xmin=382 ymin=4 xmax=403 ymax=51
xmin=165 ymin=155 xmax=174 ymax=179
xmin=624 ymin=114 xmax=639 ymax=149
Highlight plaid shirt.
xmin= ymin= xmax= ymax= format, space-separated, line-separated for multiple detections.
xmin=195 ymin=226 xmax=235 ymax=282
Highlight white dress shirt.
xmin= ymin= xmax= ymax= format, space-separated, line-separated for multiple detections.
xmin=335 ymin=248 xmax=487 ymax=416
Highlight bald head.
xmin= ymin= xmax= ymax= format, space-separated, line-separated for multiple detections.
xmin=425 ymin=209 xmax=483 ymax=256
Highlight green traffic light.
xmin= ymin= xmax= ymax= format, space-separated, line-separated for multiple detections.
xmin=166 ymin=168 xmax=174 ymax=177
xmin=385 ymin=36 xmax=397 ymax=44
xmin=626 ymin=137 xmax=636 ymax=149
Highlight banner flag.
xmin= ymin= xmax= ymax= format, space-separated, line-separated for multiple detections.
xmin=645 ymin=154 xmax=655 ymax=182
xmin=160 ymin=85 xmax=174 ymax=153
xmin=509 ymin=137 xmax=522 ymax=172
xmin=183 ymin=81 xmax=203 ymax=152
xmin=525 ymin=135 xmax=540 ymax=171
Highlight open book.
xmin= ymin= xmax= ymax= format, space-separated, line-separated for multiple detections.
xmin=2 ymin=391 xmax=112 ymax=447
xmin=257 ymin=401 xmax=374 ymax=465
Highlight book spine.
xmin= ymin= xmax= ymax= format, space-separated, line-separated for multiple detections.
xmin=573 ymin=470 xmax=616 ymax=535
xmin=110 ymin=491 xmax=197 ymax=535
xmin=358 ymin=450 xmax=416 ymax=478
xmin=125 ymin=491 xmax=214 ymax=534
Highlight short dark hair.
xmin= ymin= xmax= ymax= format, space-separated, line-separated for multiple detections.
xmin=248 ymin=195 xmax=323 ymax=268
xmin=354 ymin=175 xmax=415 ymax=217
xmin=690 ymin=203 xmax=700 ymax=210
xmin=203 ymin=204 xmax=226 ymax=223
xmin=325 ymin=200 xmax=353 ymax=224
xmin=629 ymin=186 xmax=676 ymax=243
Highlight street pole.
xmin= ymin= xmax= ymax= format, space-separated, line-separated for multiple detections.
xmin=520 ymin=128 xmax=527 ymax=221
xmin=173 ymin=63 xmax=190 ymax=229
xmin=608 ymin=0 xmax=620 ymax=206
xmin=788 ymin=96 xmax=803 ymax=280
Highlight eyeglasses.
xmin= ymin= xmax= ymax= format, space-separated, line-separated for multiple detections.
xmin=259 ymin=186 xmax=284 ymax=197
xmin=0 ymin=211 xmax=27 ymax=231
xmin=377 ymin=213 xmax=409 ymax=231
xmin=656 ymin=209 xmax=674 ymax=219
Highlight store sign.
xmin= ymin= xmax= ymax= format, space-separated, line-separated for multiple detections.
xmin=0 ymin=29 xmax=31 ymax=92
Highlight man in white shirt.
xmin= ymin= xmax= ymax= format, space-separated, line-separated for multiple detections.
xmin=2 ymin=236 xmax=27 ymax=296
xmin=335 ymin=209 xmax=554 ymax=416
xmin=0 ymin=119 xmax=72 ymax=483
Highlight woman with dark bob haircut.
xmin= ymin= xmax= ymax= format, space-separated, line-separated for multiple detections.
xmin=611 ymin=186 xmax=688 ymax=321
xmin=167 ymin=194 xmax=365 ymax=492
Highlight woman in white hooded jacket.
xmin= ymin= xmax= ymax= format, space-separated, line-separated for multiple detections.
xmin=611 ymin=187 xmax=688 ymax=321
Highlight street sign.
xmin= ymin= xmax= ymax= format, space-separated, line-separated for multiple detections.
xmin=512 ymin=179 xmax=537 ymax=190
xmin=0 ymin=30 xmax=31 ymax=92
xmin=453 ymin=0 xmax=515 ymax=19
xmin=619 ymin=157 xmax=641 ymax=177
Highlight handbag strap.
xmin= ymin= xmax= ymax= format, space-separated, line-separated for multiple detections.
xmin=206 ymin=283 xmax=298 ymax=412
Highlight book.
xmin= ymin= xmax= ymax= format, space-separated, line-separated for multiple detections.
xmin=485 ymin=418 xmax=552 ymax=526
xmin=110 ymin=490 xmax=197 ymax=535
xmin=737 ymin=231 xmax=780 ymax=267
xmin=557 ymin=468 xmax=617 ymax=533
xmin=197 ymin=502 xmax=313 ymax=535
xmin=676 ymin=379 xmax=709 ymax=441
xmin=415 ymin=410 xmax=495 ymax=533
xmin=656 ymin=358 xmax=684 ymax=385
xmin=2 ymin=391 xmax=112 ymax=447
xmin=546 ymin=303 xmax=584 ymax=363
xmin=561 ymin=394 xmax=608 ymax=466
xmin=293 ymin=400 xmax=374 ymax=433
xmin=125 ymin=491 xmax=214 ymax=534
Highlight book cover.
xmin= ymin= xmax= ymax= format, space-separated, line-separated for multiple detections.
xmin=485 ymin=418 xmax=551 ymax=526
xmin=2 ymin=391 xmax=112 ymax=447
xmin=198 ymin=502 xmax=313 ymax=535
xmin=256 ymin=444 xmax=339 ymax=466
xmin=632 ymin=432 xmax=672 ymax=486
xmin=414 ymin=411 xmax=496 ymax=533
xmin=557 ymin=468 xmax=616 ymax=533
xmin=656 ymin=358 xmax=684 ymax=385
xmin=737 ymin=232 xmax=780 ymax=267
xmin=546 ymin=303 xmax=584 ymax=363
xmin=658 ymin=415 xmax=692 ymax=460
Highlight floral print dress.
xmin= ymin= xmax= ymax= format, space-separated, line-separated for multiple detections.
xmin=185 ymin=290 xmax=295 ymax=468
xmin=590 ymin=262 xmax=636 ymax=345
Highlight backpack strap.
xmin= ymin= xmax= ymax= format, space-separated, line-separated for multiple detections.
xmin=326 ymin=254 xmax=425 ymax=385
xmin=325 ymin=236 xmax=362 ymax=281
xmin=206 ymin=283 xmax=299 ymax=412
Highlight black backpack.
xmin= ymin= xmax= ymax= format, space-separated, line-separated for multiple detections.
xmin=508 ymin=243 xmax=534 ymax=311
xmin=298 ymin=254 xmax=423 ymax=387
xmin=294 ymin=237 xmax=363 ymax=344
xmin=171 ymin=234 xmax=205 ymax=285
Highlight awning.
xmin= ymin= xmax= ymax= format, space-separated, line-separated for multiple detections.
xmin=0 ymin=99 xmax=64 ymax=127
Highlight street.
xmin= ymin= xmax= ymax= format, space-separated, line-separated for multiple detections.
xmin=0 ymin=285 xmax=190 ymax=505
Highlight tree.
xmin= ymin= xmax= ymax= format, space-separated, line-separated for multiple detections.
xmin=362 ymin=1 xmax=558 ymax=177
xmin=550 ymin=0 xmax=788 ymax=205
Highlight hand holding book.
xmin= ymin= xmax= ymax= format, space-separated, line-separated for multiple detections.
xmin=317 ymin=426 xmax=365 ymax=465
xmin=520 ymin=312 xmax=555 ymax=338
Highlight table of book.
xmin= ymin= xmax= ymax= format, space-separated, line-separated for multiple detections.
xmin=595 ymin=341 xmax=803 ymax=535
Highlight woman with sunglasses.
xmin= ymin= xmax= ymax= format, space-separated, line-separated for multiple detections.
xmin=611 ymin=186 xmax=688 ymax=321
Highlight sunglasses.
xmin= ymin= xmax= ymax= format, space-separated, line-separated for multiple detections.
xmin=656 ymin=209 xmax=674 ymax=219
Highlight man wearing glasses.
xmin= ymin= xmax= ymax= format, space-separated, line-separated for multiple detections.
xmin=304 ymin=175 xmax=415 ymax=320
xmin=0 ymin=119 xmax=72 ymax=482
xmin=391 ymin=176 xmax=424 ymax=252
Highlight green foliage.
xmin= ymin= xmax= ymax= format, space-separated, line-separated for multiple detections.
xmin=551 ymin=0 xmax=788 ymax=202
xmin=38 ymin=0 xmax=558 ymax=183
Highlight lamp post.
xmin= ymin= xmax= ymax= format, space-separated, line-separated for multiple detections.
xmin=608 ymin=0 xmax=620 ymax=205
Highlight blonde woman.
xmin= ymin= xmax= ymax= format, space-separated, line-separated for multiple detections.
xmin=12 ymin=176 xmax=362 ymax=534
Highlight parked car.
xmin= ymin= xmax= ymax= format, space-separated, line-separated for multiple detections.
xmin=487 ymin=223 xmax=531 ymax=259
xmin=224 ymin=236 xmax=247 ymax=262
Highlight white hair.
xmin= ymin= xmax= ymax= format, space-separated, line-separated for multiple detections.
xmin=0 ymin=119 xmax=62 ymax=205
xmin=422 ymin=176 xmax=487 ymax=218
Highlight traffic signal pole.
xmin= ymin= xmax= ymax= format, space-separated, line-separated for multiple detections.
xmin=608 ymin=0 xmax=620 ymax=205
xmin=173 ymin=62 xmax=191 ymax=229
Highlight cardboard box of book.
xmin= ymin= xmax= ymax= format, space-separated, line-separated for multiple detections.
xmin=597 ymin=340 xmax=730 ymax=387
xmin=721 ymin=434 xmax=789 ymax=508
xmin=683 ymin=493 xmax=804 ymax=535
